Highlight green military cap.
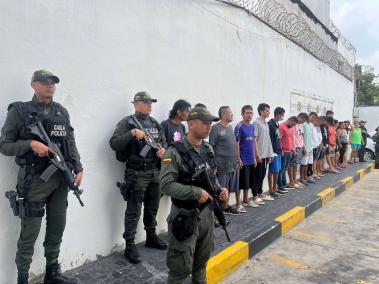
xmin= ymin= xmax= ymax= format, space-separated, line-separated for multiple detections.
xmin=31 ymin=70 xmax=60 ymax=83
xmin=131 ymin=91 xmax=157 ymax=103
xmin=187 ymin=106 xmax=219 ymax=122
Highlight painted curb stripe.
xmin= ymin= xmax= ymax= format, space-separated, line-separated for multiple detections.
xmin=304 ymin=197 xmax=322 ymax=217
xmin=247 ymin=222 xmax=281 ymax=258
xmin=334 ymin=182 xmax=345 ymax=196
xmin=206 ymin=241 xmax=248 ymax=284
xmin=317 ymin=188 xmax=336 ymax=206
xmin=341 ymin=176 xmax=354 ymax=189
xmin=206 ymin=164 xmax=373 ymax=283
xmin=357 ymin=169 xmax=366 ymax=179
xmin=275 ymin=206 xmax=305 ymax=235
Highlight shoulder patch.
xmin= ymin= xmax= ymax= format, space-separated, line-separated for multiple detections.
xmin=162 ymin=157 xmax=173 ymax=164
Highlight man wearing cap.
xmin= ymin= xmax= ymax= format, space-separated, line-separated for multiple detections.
xmin=160 ymin=107 xmax=229 ymax=283
xmin=358 ymin=120 xmax=368 ymax=162
xmin=109 ymin=91 xmax=168 ymax=264
xmin=0 ymin=70 xmax=83 ymax=284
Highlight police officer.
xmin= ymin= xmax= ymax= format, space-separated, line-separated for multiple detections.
xmin=160 ymin=107 xmax=229 ymax=283
xmin=109 ymin=91 xmax=168 ymax=264
xmin=358 ymin=120 xmax=368 ymax=162
xmin=0 ymin=70 xmax=83 ymax=284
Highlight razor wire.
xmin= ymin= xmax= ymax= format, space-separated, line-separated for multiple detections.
xmin=330 ymin=21 xmax=356 ymax=54
xmin=216 ymin=0 xmax=354 ymax=81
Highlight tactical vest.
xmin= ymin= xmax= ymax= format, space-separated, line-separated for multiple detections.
xmin=9 ymin=101 xmax=72 ymax=168
xmin=170 ymin=141 xmax=217 ymax=210
xmin=120 ymin=115 xmax=164 ymax=170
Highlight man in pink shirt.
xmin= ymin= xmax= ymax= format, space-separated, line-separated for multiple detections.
xmin=289 ymin=113 xmax=307 ymax=188
xmin=278 ymin=116 xmax=298 ymax=191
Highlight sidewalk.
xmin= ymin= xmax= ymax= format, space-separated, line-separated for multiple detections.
xmin=45 ymin=162 xmax=374 ymax=284
xmin=221 ymin=167 xmax=379 ymax=284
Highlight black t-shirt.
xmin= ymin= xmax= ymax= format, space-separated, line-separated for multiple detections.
xmin=268 ymin=119 xmax=282 ymax=155
xmin=161 ymin=119 xmax=186 ymax=145
xmin=360 ymin=126 xmax=368 ymax=145
xmin=320 ymin=125 xmax=329 ymax=146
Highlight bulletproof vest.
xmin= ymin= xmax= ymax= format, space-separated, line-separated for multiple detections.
xmin=9 ymin=101 xmax=71 ymax=167
xmin=170 ymin=141 xmax=217 ymax=210
xmin=123 ymin=115 xmax=165 ymax=170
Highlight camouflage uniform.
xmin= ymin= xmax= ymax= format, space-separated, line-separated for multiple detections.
xmin=160 ymin=107 xmax=220 ymax=284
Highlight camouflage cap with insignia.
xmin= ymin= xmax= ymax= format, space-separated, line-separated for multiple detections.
xmin=187 ymin=106 xmax=219 ymax=122
xmin=31 ymin=70 xmax=60 ymax=83
xmin=131 ymin=91 xmax=157 ymax=103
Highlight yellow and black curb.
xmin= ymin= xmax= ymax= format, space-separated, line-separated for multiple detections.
xmin=205 ymin=163 xmax=376 ymax=284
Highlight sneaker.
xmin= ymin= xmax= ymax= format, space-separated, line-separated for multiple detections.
xmin=269 ymin=192 xmax=279 ymax=198
xmin=277 ymin=189 xmax=288 ymax=194
xmin=253 ymin=198 xmax=265 ymax=205
xmin=242 ymin=200 xmax=259 ymax=207
xmin=307 ymin=178 xmax=316 ymax=184
xmin=260 ymin=194 xmax=274 ymax=201
xmin=224 ymin=206 xmax=239 ymax=215
xmin=236 ymin=204 xmax=247 ymax=213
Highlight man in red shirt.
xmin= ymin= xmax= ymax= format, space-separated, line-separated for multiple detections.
xmin=278 ymin=116 xmax=298 ymax=191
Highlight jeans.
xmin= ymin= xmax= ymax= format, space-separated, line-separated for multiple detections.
xmin=278 ymin=152 xmax=291 ymax=188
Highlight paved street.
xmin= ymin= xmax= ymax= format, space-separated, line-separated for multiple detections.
xmin=221 ymin=170 xmax=379 ymax=284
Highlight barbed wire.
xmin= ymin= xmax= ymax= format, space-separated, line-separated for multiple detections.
xmin=216 ymin=0 xmax=354 ymax=81
xmin=330 ymin=21 xmax=356 ymax=54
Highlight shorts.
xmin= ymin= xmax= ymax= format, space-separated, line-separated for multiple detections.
xmin=313 ymin=146 xmax=325 ymax=160
xmin=239 ymin=165 xmax=254 ymax=190
xmin=217 ymin=169 xmax=239 ymax=193
xmin=269 ymin=155 xmax=281 ymax=173
xmin=328 ymin=146 xmax=336 ymax=157
xmin=301 ymin=150 xmax=313 ymax=165
xmin=290 ymin=147 xmax=303 ymax=166
xmin=351 ymin=144 xmax=361 ymax=150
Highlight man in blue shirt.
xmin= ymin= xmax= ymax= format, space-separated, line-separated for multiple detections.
xmin=235 ymin=105 xmax=258 ymax=211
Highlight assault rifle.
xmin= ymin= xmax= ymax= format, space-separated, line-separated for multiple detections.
xmin=131 ymin=116 xmax=160 ymax=158
xmin=192 ymin=163 xmax=231 ymax=242
xmin=28 ymin=121 xmax=84 ymax=207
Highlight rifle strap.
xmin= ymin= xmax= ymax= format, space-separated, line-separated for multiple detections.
xmin=131 ymin=115 xmax=145 ymax=132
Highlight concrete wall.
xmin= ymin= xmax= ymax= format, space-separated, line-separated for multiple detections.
xmin=302 ymin=0 xmax=330 ymax=27
xmin=0 ymin=0 xmax=354 ymax=282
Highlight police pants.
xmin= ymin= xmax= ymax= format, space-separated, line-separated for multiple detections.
xmin=123 ymin=168 xmax=161 ymax=243
xmin=166 ymin=208 xmax=214 ymax=284
xmin=358 ymin=144 xmax=366 ymax=161
xmin=16 ymin=168 xmax=68 ymax=275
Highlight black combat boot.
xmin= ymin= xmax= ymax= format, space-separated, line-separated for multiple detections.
xmin=17 ymin=273 xmax=28 ymax=284
xmin=145 ymin=232 xmax=168 ymax=250
xmin=44 ymin=262 xmax=77 ymax=284
xmin=124 ymin=243 xmax=142 ymax=264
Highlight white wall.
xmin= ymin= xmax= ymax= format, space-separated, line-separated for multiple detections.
xmin=0 ymin=0 xmax=354 ymax=283
xmin=302 ymin=0 xmax=330 ymax=27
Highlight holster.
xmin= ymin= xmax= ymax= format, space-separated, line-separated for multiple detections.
xmin=5 ymin=190 xmax=45 ymax=218
xmin=171 ymin=208 xmax=199 ymax=241
xmin=120 ymin=168 xmax=138 ymax=201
